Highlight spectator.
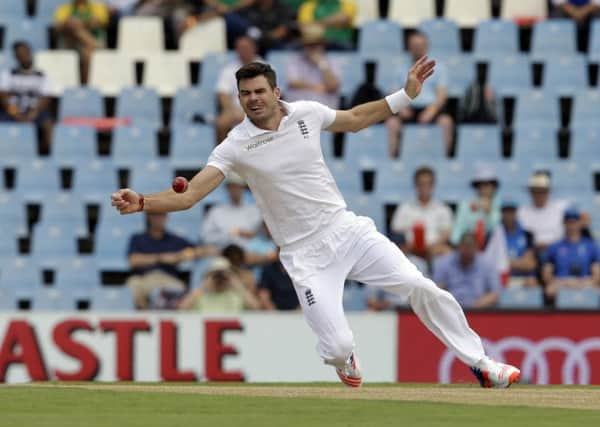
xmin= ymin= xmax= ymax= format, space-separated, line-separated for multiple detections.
xmin=222 ymin=243 xmax=258 ymax=294
xmin=450 ymin=166 xmax=501 ymax=246
xmin=204 ymin=0 xmax=256 ymax=46
xmin=499 ymin=200 xmax=538 ymax=288
xmin=126 ymin=212 xmax=216 ymax=309
xmin=54 ymin=0 xmax=109 ymax=84
xmin=433 ymin=232 xmax=502 ymax=309
xmin=258 ymin=260 xmax=299 ymax=309
xmin=0 ymin=41 xmax=54 ymax=152
xmin=390 ymin=166 xmax=453 ymax=259
xmin=517 ymin=172 xmax=571 ymax=251
xmin=244 ymin=0 xmax=296 ymax=52
xmin=215 ymin=35 xmax=263 ymax=143
xmin=285 ymin=24 xmax=341 ymax=108
xmin=542 ymin=208 xmax=600 ymax=298
xmin=176 ymin=1 xmax=222 ymax=39
xmin=298 ymin=0 xmax=357 ymax=50
xmin=179 ymin=256 xmax=261 ymax=311
xmin=551 ymin=0 xmax=600 ymax=52
xmin=385 ymin=32 xmax=453 ymax=157
xmin=459 ymin=65 xmax=498 ymax=124
xmin=201 ymin=172 xmax=263 ymax=249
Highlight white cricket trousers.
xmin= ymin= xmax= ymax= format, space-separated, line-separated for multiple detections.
xmin=279 ymin=211 xmax=485 ymax=369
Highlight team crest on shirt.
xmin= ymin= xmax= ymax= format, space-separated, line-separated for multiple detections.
xmin=297 ymin=120 xmax=309 ymax=139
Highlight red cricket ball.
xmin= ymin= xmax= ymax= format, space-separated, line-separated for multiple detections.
xmin=172 ymin=176 xmax=189 ymax=193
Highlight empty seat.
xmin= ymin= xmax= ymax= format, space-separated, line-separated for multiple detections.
xmin=59 ymin=87 xmax=104 ymax=120
xmin=116 ymin=86 xmax=161 ymax=128
xmin=14 ymin=159 xmax=61 ymax=201
xmin=345 ymin=194 xmax=385 ymax=231
xmin=589 ymin=19 xmax=600 ymax=62
xmin=500 ymin=0 xmax=548 ymax=22
xmin=0 ymin=1 xmax=27 ymax=20
xmin=570 ymin=126 xmax=600 ymax=163
xmin=571 ymin=90 xmax=600 ymax=128
xmin=54 ymin=257 xmax=99 ymax=296
xmin=328 ymin=161 xmax=362 ymax=194
xmin=513 ymin=90 xmax=560 ymax=127
xmin=90 ymin=286 xmax=135 ymax=311
xmin=52 ymin=125 xmax=97 ymax=166
xmin=343 ymin=282 xmax=368 ymax=311
xmin=143 ymin=53 xmax=190 ymax=96
xmin=544 ymin=161 xmax=594 ymax=198
xmin=170 ymin=87 xmax=217 ymax=125
xmin=388 ymin=0 xmax=435 ymax=27
xmin=0 ymin=286 xmax=17 ymax=310
xmin=343 ymin=125 xmax=389 ymax=168
xmin=111 ymin=125 xmax=158 ymax=166
xmin=0 ymin=257 xmax=42 ymax=297
xmin=375 ymin=55 xmax=409 ymax=93
xmin=320 ymin=131 xmax=336 ymax=163
xmin=444 ymin=0 xmax=491 ymax=27
xmin=71 ymin=159 xmax=119 ymax=203
xmin=35 ymin=50 xmax=80 ymax=95
xmin=456 ymin=125 xmax=502 ymax=163
xmin=512 ymin=125 xmax=558 ymax=162
xmin=329 ymin=52 xmax=365 ymax=97
xmin=555 ymin=288 xmax=600 ymax=310
xmin=374 ymin=162 xmax=414 ymax=198
xmin=39 ymin=192 xmax=87 ymax=233
xmin=89 ymin=50 xmax=135 ymax=96
xmin=170 ymin=124 xmax=215 ymax=167
xmin=358 ymin=20 xmax=403 ymax=55
xmin=0 ymin=123 xmax=37 ymax=165
xmin=0 ymin=193 xmax=27 ymax=236
xmin=35 ymin=0 xmax=67 ymax=25
xmin=543 ymin=55 xmax=587 ymax=95
xmin=95 ymin=222 xmax=136 ymax=270
xmin=531 ymin=19 xmax=576 ymax=60
xmin=401 ymin=125 xmax=445 ymax=162
xmin=3 ymin=19 xmax=48 ymax=52
xmin=0 ymin=224 xmax=18 ymax=259
xmin=444 ymin=54 xmax=475 ymax=97
xmin=473 ymin=20 xmax=518 ymax=60
xmin=117 ymin=16 xmax=164 ymax=58
xmin=180 ymin=17 xmax=227 ymax=61
xmin=31 ymin=222 xmax=79 ymax=263
xmin=418 ymin=19 xmax=460 ymax=55
xmin=198 ymin=52 xmax=235 ymax=93
xmin=498 ymin=287 xmax=544 ymax=309
xmin=488 ymin=54 xmax=532 ymax=96
xmin=129 ymin=160 xmax=173 ymax=194
xmin=266 ymin=50 xmax=291 ymax=90
xmin=435 ymin=161 xmax=473 ymax=203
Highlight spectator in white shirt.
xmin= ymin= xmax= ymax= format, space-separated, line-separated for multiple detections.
xmin=390 ymin=166 xmax=453 ymax=259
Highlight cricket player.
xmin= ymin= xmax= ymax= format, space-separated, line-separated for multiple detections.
xmin=111 ymin=57 xmax=520 ymax=388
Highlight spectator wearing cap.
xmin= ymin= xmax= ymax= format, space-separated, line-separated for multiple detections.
xmin=433 ymin=232 xmax=503 ymax=309
xmin=450 ymin=166 xmax=501 ymax=246
xmin=285 ymin=25 xmax=341 ymax=108
xmin=517 ymin=172 xmax=571 ymax=251
xmin=541 ymin=208 xmax=600 ymax=298
xmin=179 ymin=256 xmax=261 ymax=312
xmin=390 ymin=166 xmax=453 ymax=259
xmin=500 ymin=200 xmax=538 ymax=288
xmin=201 ymin=172 xmax=263 ymax=249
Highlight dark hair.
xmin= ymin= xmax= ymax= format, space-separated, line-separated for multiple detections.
xmin=413 ymin=166 xmax=435 ymax=184
xmin=222 ymin=244 xmax=245 ymax=266
xmin=236 ymin=62 xmax=277 ymax=89
xmin=12 ymin=40 xmax=30 ymax=54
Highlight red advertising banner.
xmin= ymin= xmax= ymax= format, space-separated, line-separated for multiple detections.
xmin=397 ymin=312 xmax=600 ymax=385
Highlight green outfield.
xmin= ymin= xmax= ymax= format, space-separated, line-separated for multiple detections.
xmin=1 ymin=383 xmax=599 ymax=427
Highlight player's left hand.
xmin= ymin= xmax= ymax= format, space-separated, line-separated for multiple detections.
xmin=405 ymin=55 xmax=436 ymax=99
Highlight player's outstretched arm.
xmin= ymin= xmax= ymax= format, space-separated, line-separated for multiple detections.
xmin=111 ymin=166 xmax=225 ymax=215
xmin=326 ymin=55 xmax=435 ymax=133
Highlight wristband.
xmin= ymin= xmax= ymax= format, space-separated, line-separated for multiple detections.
xmin=137 ymin=194 xmax=145 ymax=212
xmin=384 ymin=89 xmax=412 ymax=114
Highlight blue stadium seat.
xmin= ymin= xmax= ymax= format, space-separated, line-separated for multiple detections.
xmin=31 ymin=287 xmax=78 ymax=311
xmin=0 ymin=2 xmax=27 ymax=21
xmin=435 ymin=161 xmax=472 ymax=203
xmin=71 ymin=159 xmax=119 ymax=203
xmin=375 ymin=55 xmax=409 ymax=93
xmin=456 ymin=125 xmax=502 ymax=163
xmin=0 ymin=286 xmax=17 ymax=310
xmin=513 ymin=90 xmax=560 ymax=127
xmin=54 ymin=257 xmax=99 ymax=297
xmin=35 ymin=0 xmax=67 ymax=26
xmin=570 ymin=126 xmax=600 ymax=163
xmin=345 ymin=193 xmax=385 ymax=231
xmin=570 ymin=90 xmax=600 ymax=129
xmin=543 ymin=161 xmax=595 ymax=199
xmin=473 ymin=19 xmax=518 ymax=60
xmin=169 ymin=204 xmax=204 ymax=241
xmin=266 ymin=50 xmax=292 ymax=90
xmin=14 ymin=159 xmax=61 ymax=201
xmin=343 ymin=125 xmax=389 ymax=169
xmin=531 ymin=19 xmax=576 ymax=60
xmin=444 ymin=54 xmax=475 ymax=97
xmin=512 ymin=125 xmax=558 ymax=162
xmin=488 ymin=54 xmax=532 ymax=96
xmin=31 ymin=222 xmax=79 ymax=263
xmin=129 ymin=160 xmax=173 ymax=194
xmin=358 ymin=20 xmax=403 ymax=55
xmin=170 ymin=87 xmax=216 ymax=125
xmin=329 ymin=52 xmax=365 ymax=97
xmin=343 ymin=282 xmax=369 ymax=311
xmin=0 ymin=123 xmax=37 ymax=166
xmin=498 ymin=287 xmax=544 ymax=309
xmin=0 ymin=257 xmax=42 ymax=297
xmin=90 ymin=286 xmax=135 ymax=311
xmin=116 ymin=86 xmax=161 ymax=128
xmin=320 ymin=131 xmax=336 ymax=163
xmin=0 ymin=193 xmax=27 ymax=236
xmin=95 ymin=222 xmax=136 ymax=270
xmin=543 ymin=55 xmax=588 ymax=95
xmin=3 ymin=19 xmax=48 ymax=52
xmin=328 ymin=160 xmax=362 ymax=195
xmin=111 ymin=125 xmax=158 ymax=166
xmin=59 ymin=87 xmax=104 ymax=120
xmin=418 ymin=19 xmax=460 ymax=56
xmin=39 ymin=192 xmax=87 ymax=234
xmin=374 ymin=161 xmax=415 ymax=198
xmin=0 ymin=224 xmax=18 ymax=259
xmin=555 ymin=288 xmax=600 ymax=310
xmin=589 ymin=19 xmax=600 ymax=62
xmin=52 ymin=125 xmax=97 ymax=166
xmin=170 ymin=124 xmax=215 ymax=168
xmin=401 ymin=125 xmax=446 ymax=163
xmin=198 ymin=52 xmax=236 ymax=92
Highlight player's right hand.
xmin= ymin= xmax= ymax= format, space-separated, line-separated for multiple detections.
xmin=111 ymin=188 xmax=141 ymax=215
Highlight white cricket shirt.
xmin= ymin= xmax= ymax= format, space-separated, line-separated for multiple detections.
xmin=207 ymin=100 xmax=346 ymax=247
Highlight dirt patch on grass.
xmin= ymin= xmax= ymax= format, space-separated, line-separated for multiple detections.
xmin=19 ymin=383 xmax=600 ymax=411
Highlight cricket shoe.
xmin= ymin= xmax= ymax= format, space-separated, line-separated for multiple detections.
xmin=336 ymin=353 xmax=362 ymax=388
xmin=470 ymin=357 xmax=520 ymax=388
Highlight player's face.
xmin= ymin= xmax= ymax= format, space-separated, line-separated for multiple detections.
xmin=238 ymin=75 xmax=281 ymax=123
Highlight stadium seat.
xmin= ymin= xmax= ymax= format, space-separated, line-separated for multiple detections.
xmin=343 ymin=282 xmax=369 ymax=311
xmin=14 ymin=159 xmax=61 ymax=201
xmin=0 ymin=257 xmax=42 ymax=297
xmin=456 ymin=125 xmax=502 ymax=163
xmin=373 ymin=161 xmax=414 ymax=199
xmin=129 ymin=160 xmax=173 ymax=195
xmin=54 ymin=257 xmax=99 ymax=296
xmin=180 ymin=17 xmax=227 ymax=61
xmin=418 ymin=19 xmax=461 ymax=55
xmin=116 ymin=87 xmax=161 ymax=128
xmin=117 ymin=16 xmax=164 ymax=58
xmin=0 ymin=286 xmax=17 ymax=310
xmin=170 ymin=124 xmax=215 ymax=168
xmin=387 ymin=0 xmax=435 ymax=27
xmin=435 ymin=161 xmax=472 ymax=203
xmin=198 ymin=52 xmax=236 ymax=93
xmin=500 ymin=0 xmax=548 ymax=22
xmin=71 ymin=159 xmax=119 ymax=203
xmin=498 ymin=287 xmax=544 ymax=309
xmin=345 ymin=193 xmax=385 ymax=231
xmin=570 ymin=90 xmax=600 ymax=129
xmin=570 ymin=126 xmax=600 ymax=163
xmin=0 ymin=224 xmax=18 ymax=260
xmin=488 ymin=54 xmax=532 ymax=96
xmin=169 ymin=204 xmax=205 ymax=241
xmin=143 ymin=53 xmax=190 ymax=97
xmin=52 ymin=125 xmax=97 ymax=166
xmin=589 ymin=19 xmax=600 ymax=62
xmin=39 ymin=191 xmax=87 ymax=232
xmin=3 ymin=19 xmax=48 ymax=52
xmin=375 ymin=55 xmax=409 ymax=93
xmin=512 ymin=125 xmax=558 ymax=162
xmin=0 ymin=123 xmax=37 ymax=166
xmin=358 ymin=20 xmax=403 ymax=55
xmin=35 ymin=0 xmax=67 ymax=25
xmin=266 ymin=50 xmax=292 ymax=90
xmin=531 ymin=19 xmax=576 ymax=60
xmin=444 ymin=0 xmax=491 ymax=27
xmin=90 ymin=286 xmax=135 ymax=311
xmin=401 ymin=125 xmax=445 ymax=163
xmin=89 ymin=50 xmax=136 ymax=96
xmin=355 ymin=0 xmax=379 ymax=26
xmin=329 ymin=52 xmax=365 ymax=97
xmin=95 ymin=222 xmax=137 ymax=270
xmin=343 ymin=125 xmax=389 ymax=169
xmin=513 ymin=90 xmax=560 ymax=128
xmin=0 ymin=1 xmax=27 ymax=20
xmin=59 ymin=87 xmax=104 ymax=120
xmin=170 ymin=87 xmax=217 ymax=125
xmin=543 ymin=55 xmax=588 ymax=95
xmin=555 ymin=288 xmax=600 ymax=310
xmin=320 ymin=131 xmax=336 ymax=163
xmin=443 ymin=54 xmax=476 ymax=97
xmin=30 ymin=287 xmax=78 ymax=310
xmin=35 ymin=50 xmax=80 ymax=95
xmin=328 ymin=161 xmax=362 ymax=195
xmin=543 ymin=161 xmax=595 ymax=199
xmin=0 ymin=193 xmax=27 ymax=237
xmin=31 ymin=222 xmax=79 ymax=263
xmin=111 ymin=125 xmax=158 ymax=166
xmin=473 ymin=20 xmax=518 ymax=60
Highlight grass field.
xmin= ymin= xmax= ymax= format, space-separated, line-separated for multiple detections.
xmin=1 ymin=383 xmax=599 ymax=427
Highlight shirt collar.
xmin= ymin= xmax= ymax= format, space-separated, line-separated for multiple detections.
xmin=242 ymin=100 xmax=295 ymax=137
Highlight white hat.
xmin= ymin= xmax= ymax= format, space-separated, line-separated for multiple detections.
xmin=528 ymin=172 xmax=551 ymax=189
xmin=225 ymin=172 xmax=246 ymax=186
xmin=470 ymin=165 xmax=499 ymax=188
xmin=205 ymin=257 xmax=231 ymax=274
